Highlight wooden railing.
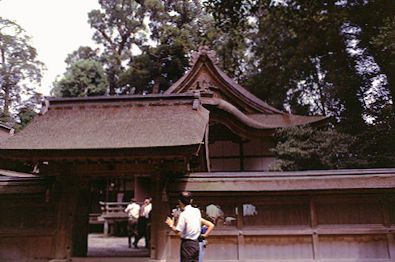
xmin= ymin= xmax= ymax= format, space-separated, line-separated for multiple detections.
xmin=99 ymin=201 xmax=129 ymax=215
xmin=98 ymin=201 xmax=129 ymax=236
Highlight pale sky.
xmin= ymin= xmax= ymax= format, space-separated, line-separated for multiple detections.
xmin=0 ymin=0 xmax=100 ymax=96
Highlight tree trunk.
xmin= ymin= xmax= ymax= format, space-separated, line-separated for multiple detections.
xmin=2 ymin=83 xmax=11 ymax=121
xmin=108 ymin=68 xmax=117 ymax=96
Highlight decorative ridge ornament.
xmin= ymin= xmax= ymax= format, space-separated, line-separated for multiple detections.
xmin=190 ymin=46 xmax=219 ymax=66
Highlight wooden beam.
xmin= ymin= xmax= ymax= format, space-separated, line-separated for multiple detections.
xmin=169 ymin=173 xmax=395 ymax=192
xmin=205 ymin=124 xmax=211 ymax=172
xmin=39 ymin=160 xmax=186 ymax=177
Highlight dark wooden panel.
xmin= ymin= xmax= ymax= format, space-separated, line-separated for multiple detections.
xmin=316 ymin=201 xmax=383 ymax=225
xmin=242 ymin=203 xmax=310 ymax=226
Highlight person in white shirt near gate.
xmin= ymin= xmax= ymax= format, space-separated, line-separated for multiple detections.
xmin=165 ymin=191 xmax=214 ymax=262
xmin=124 ymin=198 xmax=140 ymax=248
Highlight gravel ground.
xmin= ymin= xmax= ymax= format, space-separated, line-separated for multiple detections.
xmin=87 ymin=233 xmax=149 ymax=257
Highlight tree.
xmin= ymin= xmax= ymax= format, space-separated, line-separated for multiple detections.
xmin=13 ymin=91 xmax=42 ymax=131
xmin=65 ymin=46 xmax=101 ymax=65
xmin=349 ymin=0 xmax=395 ymax=101
xmin=119 ymin=43 xmax=189 ymax=94
xmin=0 ymin=17 xmax=44 ymax=123
xmin=204 ymin=0 xmax=394 ymax=134
xmin=88 ymin=0 xmax=146 ymax=95
xmin=51 ymin=59 xmax=107 ymax=97
xmin=204 ymin=0 xmax=395 ymax=169
xmin=56 ymin=0 xmax=246 ymax=96
xmin=118 ymin=0 xmax=203 ymax=94
xmin=271 ymin=126 xmax=354 ymax=171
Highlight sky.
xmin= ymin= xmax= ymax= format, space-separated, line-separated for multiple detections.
xmin=0 ymin=0 xmax=100 ymax=96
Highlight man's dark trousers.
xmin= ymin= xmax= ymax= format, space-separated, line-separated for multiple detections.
xmin=180 ymin=238 xmax=199 ymax=262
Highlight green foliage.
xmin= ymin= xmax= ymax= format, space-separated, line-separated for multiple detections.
xmin=119 ymin=0 xmax=201 ymax=94
xmin=349 ymin=0 xmax=395 ymax=95
xmin=271 ymin=126 xmax=354 ymax=171
xmin=119 ymin=44 xmax=188 ymax=94
xmin=348 ymin=105 xmax=395 ymax=168
xmin=51 ymin=59 xmax=107 ymax=97
xmin=56 ymin=0 xmax=248 ymax=96
xmin=272 ymin=115 xmax=395 ymax=171
xmin=13 ymin=106 xmax=37 ymax=132
xmin=0 ymin=17 xmax=44 ymax=123
xmin=205 ymin=0 xmax=394 ymax=135
xmin=204 ymin=0 xmax=259 ymax=30
xmin=65 ymin=46 xmax=101 ymax=65
xmin=88 ymin=0 xmax=146 ymax=95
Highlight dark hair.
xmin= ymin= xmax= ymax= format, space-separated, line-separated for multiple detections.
xmin=178 ymin=191 xmax=192 ymax=205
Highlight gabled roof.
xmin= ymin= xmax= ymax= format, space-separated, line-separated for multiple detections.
xmin=166 ymin=46 xmax=282 ymax=114
xmin=0 ymin=94 xmax=209 ymax=160
xmin=166 ymin=46 xmax=329 ymax=131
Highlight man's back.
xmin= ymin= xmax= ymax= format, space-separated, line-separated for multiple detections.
xmin=176 ymin=205 xmax=201 ymax=240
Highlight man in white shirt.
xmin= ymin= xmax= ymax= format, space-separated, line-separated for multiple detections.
xmin=134 ymin=197 xmax=152 ymax=248
xmin=142 ymin=198 xmax=152 ymax=218
xmin=124 ymin=198 xmax=140 ymax=248
xmin=166 ymin=191 xmax=213 ymax=262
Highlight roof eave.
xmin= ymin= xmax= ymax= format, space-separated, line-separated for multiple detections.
xmin=0 ymin=144 xmax=202 ymax=162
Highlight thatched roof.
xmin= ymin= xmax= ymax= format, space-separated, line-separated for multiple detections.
xmin=0 ymin=94 xmax=208 ymax=154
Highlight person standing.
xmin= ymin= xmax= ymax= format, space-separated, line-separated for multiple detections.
xmin=198 ymin=216 xmax=214 ymax=262
xmin=134 ymin=197 xmax=152 ymax=248
xmin=124 ymin=198 xmax=140 ymax=248
xmin=166 ymin=191 xmax=214 ymax=262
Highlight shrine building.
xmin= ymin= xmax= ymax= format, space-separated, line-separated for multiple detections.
xmin=1 ymin=47 xmax=395 ymax=262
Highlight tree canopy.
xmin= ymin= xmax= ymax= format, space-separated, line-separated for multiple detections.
xmin=0 ymin=17 xmax=44 ymax=128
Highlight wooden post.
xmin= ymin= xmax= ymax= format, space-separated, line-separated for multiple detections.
xmin=204 ymin=124 xmax=211 ymax=172
xmin=236 ymin=204 xmax=245 ymax=260
xmin=150 ymin=174 xmax=169 ymax=261
xmin=310 ymin=198 xmax=319 ymax=260
xmin=51 ymin=176 xmax=80 ymax=260
xmin=103 ymin=220 xmax=109 ymax=237
xmin=72 ymin=178 xmax=90 ymax=256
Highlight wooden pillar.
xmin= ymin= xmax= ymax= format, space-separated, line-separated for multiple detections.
xmin=135 ymin=176 xmax=151 ymax=202
xmin=72 ymin=178 xmax=90 ymax=256
xmin=236 ymin=204 xmax=245 ymax=260
xmin=103 ymin=220 xmax=110 ymax=237
xmin=310 ymin=197 xmax=319 ymax=260
xmin=150 ymin=174 xmax=169 ymax=261
xmin=51 ymin=176 xmax=80 ymax=260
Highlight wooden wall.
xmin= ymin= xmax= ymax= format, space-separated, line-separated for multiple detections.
xmin=209 ymin=138 xmax=276 ymax=172
xmin=0 ymin=176 xmax=91 ymax=262
xmin=165 ymin=191 xmax=395 ymax=261
xmin=0 ymin=191 xmax=58 ymax=262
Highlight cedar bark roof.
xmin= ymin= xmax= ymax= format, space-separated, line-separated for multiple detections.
xmin=0 ymin=94 xmax=209 ymax=152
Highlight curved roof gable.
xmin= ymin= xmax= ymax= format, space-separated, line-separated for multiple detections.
xmin=165 ymin=46 xmax=283 ymax=114
xmin=166 ymin=46 xmax=329 ymax=132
